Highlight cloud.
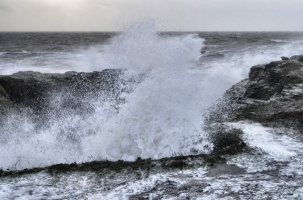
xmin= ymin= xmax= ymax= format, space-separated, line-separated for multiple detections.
xmin=0 ymin=0 xmax=12 ymax=11
xmin=0 ymin=0 xmax=303 ymax=31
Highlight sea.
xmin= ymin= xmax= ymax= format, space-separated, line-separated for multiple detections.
xmin=0 ymin=21 xmax=303 ymax=199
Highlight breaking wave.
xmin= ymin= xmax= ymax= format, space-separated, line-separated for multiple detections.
xmin=0 ymin=21 xmax=213 ymax=170
xmin=1 ymin=21 xmax=303 ymax=170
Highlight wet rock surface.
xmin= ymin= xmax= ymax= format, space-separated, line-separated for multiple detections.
xmin=0 ymin=85 xmax=12 ymax=112
xmin=216 ymin=55 xmax=303 ymax=131
xmin=207 ymin=124 xmax=246 ymax=154
xmin=0 ymin=153 xmax=224 ymax=177
xmin=0 ymin=69 xmax=124 ymax=114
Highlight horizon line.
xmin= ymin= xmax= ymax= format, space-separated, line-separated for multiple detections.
xmin=1 ymin=30 xmax=303 ymax=33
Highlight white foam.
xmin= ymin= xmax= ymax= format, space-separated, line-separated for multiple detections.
xmin=76 ymin=20 xmax=215 ymax=161
xmin=270 ymin=39 xmax=288 ymax=43
xmin=228 ymin=122 xmax=301 ymax=160
xmin=0 ymin=21 xmax=215 ymax=169
xmin=226 ymin=122 xmax=303 ymax=174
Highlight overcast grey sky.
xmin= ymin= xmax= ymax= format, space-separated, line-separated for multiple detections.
xmin=0 ymin=0 xmax=303 ymax=31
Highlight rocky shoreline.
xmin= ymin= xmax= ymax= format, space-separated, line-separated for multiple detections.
xmin=0 ymin=55 xmax=303 ymax=174
xmin=207 ymin=55 xmax=303 ymax=133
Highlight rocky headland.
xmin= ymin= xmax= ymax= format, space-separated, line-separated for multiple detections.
xmin=221 ymin=55 xmax=303 ymax=132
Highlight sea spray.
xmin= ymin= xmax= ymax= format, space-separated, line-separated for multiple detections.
xmin=0 ymin=21 xmax=216 ymax=170
xmin=84 ymin=20 xmax=213 ymax=160
xmin=1 ymin=21 xmax=293 ymax=170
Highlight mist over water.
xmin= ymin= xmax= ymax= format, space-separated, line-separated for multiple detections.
xmin=1 ymin=22 xmax=303 ymax=170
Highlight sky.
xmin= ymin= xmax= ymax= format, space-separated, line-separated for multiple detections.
xmin=0 ymin=0 xmax=303 ymax=32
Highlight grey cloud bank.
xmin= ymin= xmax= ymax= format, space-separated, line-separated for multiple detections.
xmin=0 ymin=0 xmax=303 ymax=31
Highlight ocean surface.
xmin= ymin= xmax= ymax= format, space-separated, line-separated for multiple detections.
xmin=1 ymin=30 xmax=303 ymax=75
xmin=0 ymin=22 xmax=303 ymax=199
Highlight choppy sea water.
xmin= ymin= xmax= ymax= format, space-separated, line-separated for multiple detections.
xmin=0 ymin=21 xmax=303 ymax=199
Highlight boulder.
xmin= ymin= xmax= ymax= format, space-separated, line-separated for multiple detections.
xmin=281 ymin=56 xmax=289 ymax=60
xmin=281 ymin=56 xmax=289 ymax=61
xmin=207 ymin=124 xmax=246 ymax=154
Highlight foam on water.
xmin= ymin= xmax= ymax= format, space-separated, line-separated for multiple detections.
xmin=226 ymin=122 xmax=303 ymax=173
xmin=0 ymin=121 xmax=303 ymax=199
xmin=233 ymin=123 xmax=298 ymax=159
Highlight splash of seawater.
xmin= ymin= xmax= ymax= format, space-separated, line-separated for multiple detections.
xmin=85 ymin=20 xmax=211 ymax=160
xmin=0 ymin=21 xmax=225 ymax=170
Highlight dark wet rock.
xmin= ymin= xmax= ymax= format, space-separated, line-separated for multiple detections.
xmin=207 ymin=124 xmax=246 ymax=154
xmin=0 ymin=153 xmax=225 ymax=177
xmin=0 ymin=85 xmax=13 ymax=113
xmin=0 ymin=85 xmax=11 ymax=105
xmin=213 ymin=55 xmax=303 ymax=131
xmin=290 ymin=55 xmax=303 ymax=62
xmin=0 ymin=69 xmax=124 ymax=115
xmin=281 ymin=56 xmax=289 ymax=61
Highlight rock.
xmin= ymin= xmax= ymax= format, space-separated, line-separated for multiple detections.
xmin=290 ymin=55 xmax=303 ymax=62
xmin=0 ymin=69 xmax=123 ymax=114
xmin=0 ymin=153 xmax=224 ymax=176
xmin=207 ymin=124 xmax=246 ymax=154
xmin=220 ymin=55 xmax=303 ymax=131
xmin=0 ymin=85 xmax=13 ymax=112
xmin=281 ymin=56 xmax=289 ymax=60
